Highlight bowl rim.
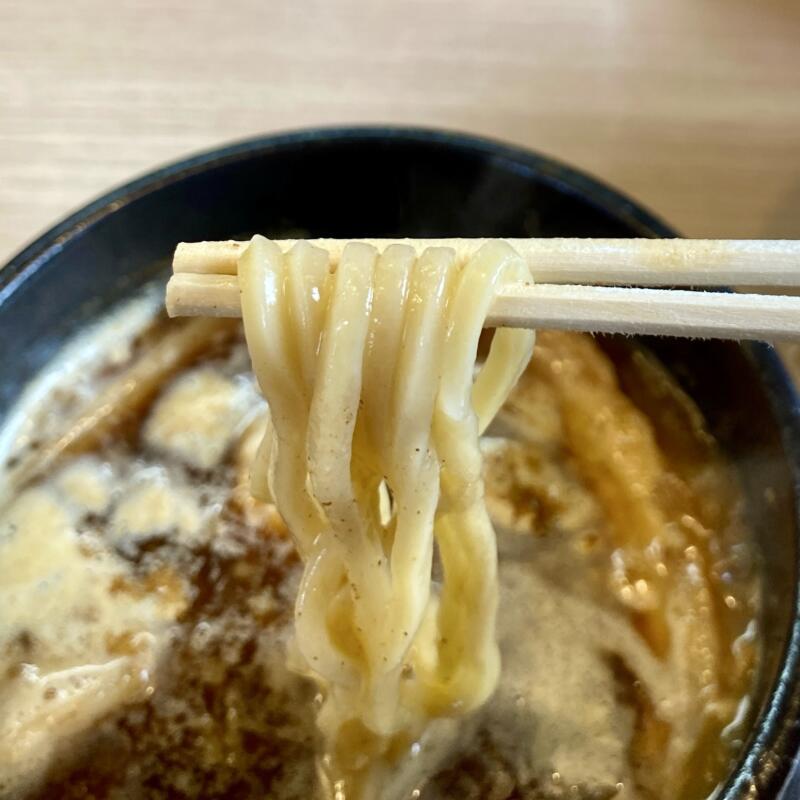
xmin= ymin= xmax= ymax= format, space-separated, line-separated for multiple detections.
xmin=1 ymin=125 xmax=799 ymax=799
xmin=1 ymin=125 xmax=677 ymax=303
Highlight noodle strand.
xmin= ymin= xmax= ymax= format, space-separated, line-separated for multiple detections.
xmin=240 ymin=236 xmax=535 ymax=798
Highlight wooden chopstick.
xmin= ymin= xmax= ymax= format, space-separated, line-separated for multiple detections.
xmin=173 ymin=238 xmax=800 ymax=286
xmin=166 ymin=238 xmax=800 ymax=341
xmin=166 ymin=271 xmax=800 ymax=340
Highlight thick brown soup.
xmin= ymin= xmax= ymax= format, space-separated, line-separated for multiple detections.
xmin=0 ymin=295 xmax=759 ymax=800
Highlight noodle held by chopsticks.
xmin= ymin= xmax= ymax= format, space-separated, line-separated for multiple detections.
xmin=239 ymin=236 xmax=534 ymax=798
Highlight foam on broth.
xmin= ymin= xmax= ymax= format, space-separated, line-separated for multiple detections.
xmin=0 ymin=293 xmax=760 ymax=800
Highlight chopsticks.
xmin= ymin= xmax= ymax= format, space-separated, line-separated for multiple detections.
xmin=166 ymin=238 xmax=800 ymax=341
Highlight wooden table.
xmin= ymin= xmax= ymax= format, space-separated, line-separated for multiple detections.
xmin=2 ymin=0 xmax=799 ymax=261
xmin=1 ymin=0 xmax=799 ymax=367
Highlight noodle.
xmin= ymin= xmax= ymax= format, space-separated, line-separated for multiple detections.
xmin=239 ymin=237 xmax=534 ymax=797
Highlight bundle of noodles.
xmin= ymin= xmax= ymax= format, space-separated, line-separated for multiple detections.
xmin=239 ymin=237 xmax=534 ymax=798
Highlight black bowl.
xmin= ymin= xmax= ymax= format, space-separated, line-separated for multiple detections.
xmin=0 ymin=127 xmax=798 ymax=798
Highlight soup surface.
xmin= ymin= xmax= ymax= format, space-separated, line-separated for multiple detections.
xmin=0 ymin=290 xmax=759 ymax=800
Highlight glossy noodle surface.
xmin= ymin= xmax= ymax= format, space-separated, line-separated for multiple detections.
xmin=239 ymin=238 xmax=534 ymax=796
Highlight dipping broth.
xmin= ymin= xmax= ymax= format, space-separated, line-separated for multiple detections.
xmin=0 ymin=290 xmax=759 ymax=800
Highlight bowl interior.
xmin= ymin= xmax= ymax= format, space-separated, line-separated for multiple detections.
xmin=0 ymin=128 xmax=797 ymax=798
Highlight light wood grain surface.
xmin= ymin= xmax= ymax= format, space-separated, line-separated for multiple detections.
xmin=2 ymin=0 xmax=799 ymax=268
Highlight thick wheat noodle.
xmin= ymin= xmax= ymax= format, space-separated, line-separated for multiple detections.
xmin=239 ymin=235 xmax=534 ymax=798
